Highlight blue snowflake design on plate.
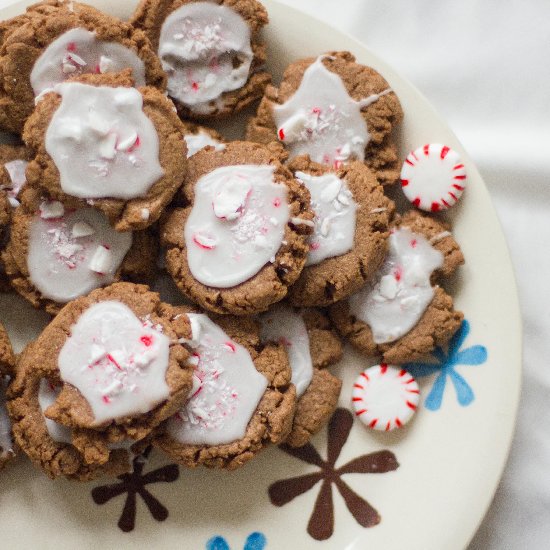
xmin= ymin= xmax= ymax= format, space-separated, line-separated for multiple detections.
xmin=403 ymin=320 xmax=487 ymax=411
xmin=206 ymin=532 xmax=267 ymax=550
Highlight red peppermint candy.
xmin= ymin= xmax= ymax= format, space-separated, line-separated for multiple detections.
xmin=352 ymin=364 xmax=420 ymax=432
xmin=400 ymin=143 xmax=466 ymax=212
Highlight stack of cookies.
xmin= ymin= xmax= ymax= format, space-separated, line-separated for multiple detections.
xmin=0 ymin=0 xmax=464 ymax=480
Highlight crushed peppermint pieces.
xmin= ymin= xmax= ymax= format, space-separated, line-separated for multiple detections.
xmin=40 ymin=200 xmax=65 ymax=220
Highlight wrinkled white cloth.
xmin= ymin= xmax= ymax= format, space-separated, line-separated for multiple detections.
xmin=277 ymin=1 xmax=550 ymax=548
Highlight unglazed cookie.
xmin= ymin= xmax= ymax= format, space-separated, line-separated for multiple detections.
xmin=0 ymin=0 xmax=166 ymax=134
xmin=246 ymin=51 xmax=403 ymax=185
xmin=154 ymin=308 xmax=296 ymax=469
xmin=2 ymin=191 xmax=156 ymax=315
xmin=329 ymin=210 xmax=464 ymax=364
xmin=131 ymin=0 xmax=271 ymax=119
xmin=259 ymin=304 xmax=343 ymax=447
xmin=23 ymin=70 xmax=187 ymax=231
xmin=162 ymin=141 xmax=313 ymax=315
xmin=0 ymin=323 xmax=16 ymax=469
xmin=8 ymin=283 xmax=194 ymax=469
xmin=286 ymin=156 xmax=395 ymax=307
xmin=182 ymin=121 xmax=226 ymax=159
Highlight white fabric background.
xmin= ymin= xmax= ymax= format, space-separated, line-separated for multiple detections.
xmin=275 ymin=1 xmax=549 ymax=548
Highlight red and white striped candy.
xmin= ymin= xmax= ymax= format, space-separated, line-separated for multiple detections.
xmin=400 ymin=143 xmax=466 ymax=212
xmin=352 ymin=364 xmax=420 ymax=431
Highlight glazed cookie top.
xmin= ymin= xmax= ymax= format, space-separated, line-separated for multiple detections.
xmin=247 ymin=51 xmax=403 ymax=184
xmin=162 ymin=141 xmax=313 ymax=315
xmin=297 ymin=170 xmax=357 ymax=267
xmin=8 ymin=339 xmax=138 ymax=480
xmin=350 ymin=225 xmax=444 ymax=344
xmin=31 ymin=27 xmax=147 ymax=96
xmin=23 ymin=71 xmax=187 ymax=231
xmin=259 ymin=303 xmax=313 ymax=397
xmin=3 ymin=185 xmax=156 ymax=314
xmin=167 ymin=312 xmax=268 ymax=446
xmin=260 ymin=304 xmax=343 ymax=448
xmin=13 ymin=283 xmax=193 ymax=437
xmin=286 ymin=157 xmax=394 ymax=307
xmin=158 ymin=2 xmax=254 ymax=112
xmin=348 ymin=211 xmax=464 ymax=345
xmin=12 ymin=201 xmax=133 ymax=304
xmin=45 ymin=82 xmax=164 ymax=200
xmin=131 ymin=0 xmax=270 ymax=118
xmin=155 ymin=306 xmax=295 ymax=469
xmin=58 ymin=300 xmax=171 ymax=424
xmin=185 ymin=162 xmax=291 ymax=288
xmin=259 ymin=303 xmax=344 ymax=395
xmin=0 ymin=0 xmax=166 ymax=133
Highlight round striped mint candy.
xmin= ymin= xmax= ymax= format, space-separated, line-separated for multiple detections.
xmin=400 ymin=143 xmax=466 ymax=212
xmin=352 ymin=364 xmax=420 ymax=431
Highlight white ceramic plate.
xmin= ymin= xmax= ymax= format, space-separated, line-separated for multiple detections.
xmin=0 ymin=1 xmax=521 ymax=549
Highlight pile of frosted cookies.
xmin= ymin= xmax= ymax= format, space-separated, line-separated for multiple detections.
xmin=0 ymin=0 xmax=467 ymax=480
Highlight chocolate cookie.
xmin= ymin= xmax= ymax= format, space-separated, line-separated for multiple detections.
xmin=246 ymin=51 xmax=403 ymax=185
xmin=9 ymin=283 xmax=194 ymax=469
xmin=2 ymin=190 xmax=157 ymax=315
xmin=0 ymin=0 xmax=166 ymax=134
xmin=23 ymin=70 xmax=187 ymax=231
xmin=8 ymin=341 xmax=134 ymax=480
xmin=0 ymin=189 xmax=10 ymax=289
xmin=131 ymin=0 xmax=271 ymax=120
xmin=0 ymin=143 xmax=32 ymax=208
xmin=0 ymin=323 xmax=15 ymax=469
xmin=259 ymin=304 xmax=343 ymax=447
xmin=182 ymin=121 xmax=226 ymax=159
xmin=286 ymin=156 xmax=395 ymax=307
xmin=162 ymin=141 xmax=314 ymax=315
xmin=0 ymin=143 xmax=32 ymax=290
xmin=154 ymin=308 xmax=296 ymax=469
xmin=329 ymin=210 xmax=464 ymax=364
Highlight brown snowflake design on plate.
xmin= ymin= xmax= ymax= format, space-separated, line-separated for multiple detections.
xmin=269 ymin=408 xmax=399 ymax=541
xmin=91 ymin=447 xmax=179 ymax=532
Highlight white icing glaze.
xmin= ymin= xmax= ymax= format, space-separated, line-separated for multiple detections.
xmin=185 ymin=165 xmax=289 ymax=288
xmin=295 ymin=171 xmax=357 ymax=266
xmin=30 ymin=28 xmax=146 ymax=96
xmin=0 ymin=377 xmax=13 ymax=458
xmin=2 ymin=160 xmax=28 ymax=207
xmin=27 ymin=207 xmax=132 ymax=303
xmin=38 ymin=379 xmax=72 ymax=444
xmin=45 ymin=82 xmax=164 ymax=200
xmin=259 ymin=304 xmax=313 ymax=398
xmin=184 ymin=131 xmax=225 ymax=158
xmin=158 ymin=2 xmax=253 ymax=114
xmin=273 ymin=57 xmax=390 ymax=167
xmin=167 ymin=313 xmax=267 ymax=445
xmin=349 ymin=227 xmax=444 ymax=344
xmin=57 ymin=301 xmax=170 ymax=425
